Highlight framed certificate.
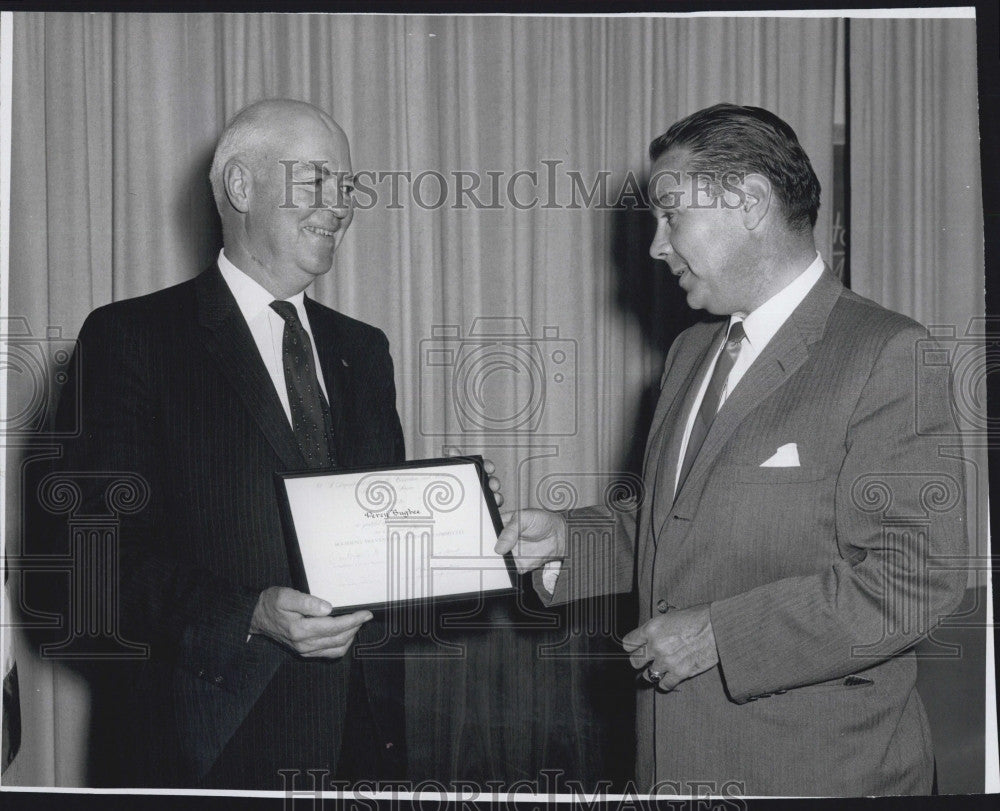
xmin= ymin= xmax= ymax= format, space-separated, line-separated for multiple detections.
xmin=274 ymin=456 xmax=516 ymax=613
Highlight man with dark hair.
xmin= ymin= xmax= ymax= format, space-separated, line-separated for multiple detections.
xmin=497 ymin=103 xmax=966 ymax=795
xmin=648 ymin=103 xmax=821 ymax=231
xmin=40 ymin=99 xmax=408 ymax=789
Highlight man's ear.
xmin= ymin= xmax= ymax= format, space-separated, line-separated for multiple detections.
xmin=223 ymin=159 xmax=252 ymax=214
xmin=739 ymin=173 xmax=771 ymax=230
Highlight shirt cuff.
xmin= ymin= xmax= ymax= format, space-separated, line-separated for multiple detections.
xmin=541 ymin=560 xmax=562 ymax=594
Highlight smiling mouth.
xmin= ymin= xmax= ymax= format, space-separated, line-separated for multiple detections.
xmin=304 ymin=225 xmax=339 ymax=238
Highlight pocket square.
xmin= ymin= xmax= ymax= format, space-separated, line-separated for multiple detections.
xmin=759 ymin=443 xmax=800 ymax=467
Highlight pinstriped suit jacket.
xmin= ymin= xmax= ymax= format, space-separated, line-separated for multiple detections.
xmin=50 ymin=265 xmax=406 ymax=786
xmin=539 ymin=270 xmax=968 ymax=795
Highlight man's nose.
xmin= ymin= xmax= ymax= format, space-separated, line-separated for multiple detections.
xmin=649 ymin=220 xmax=672 ymax=261
xmin=326 ymin=191 xmax=352 ymax=218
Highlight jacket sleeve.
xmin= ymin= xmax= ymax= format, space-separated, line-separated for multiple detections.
xmin=709 ymin=324 xmax=969 ymax=701
xmin=47 ymin=308 xmax=260 ymax=694
xmin=529 ymin=328 xmax=695 ymax=607
xmin=531 ymin=502 xmax=638 ymax=606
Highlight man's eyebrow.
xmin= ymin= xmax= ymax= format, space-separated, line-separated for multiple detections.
xmin=289 ymin=161 xmax=352 ymax=181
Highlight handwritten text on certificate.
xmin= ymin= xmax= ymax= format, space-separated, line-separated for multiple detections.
xmin=281 ymin=461 xmax=510 ymax=609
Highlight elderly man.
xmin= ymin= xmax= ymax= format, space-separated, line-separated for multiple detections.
xmin=497 ymin=103 xmax=967 ymax=796
xmin=45 ymin=99 xmax=408 ymax=788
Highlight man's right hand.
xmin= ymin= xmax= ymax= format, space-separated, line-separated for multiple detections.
xmin=249 ymin=586 xmax=372 ymax=658
xmin=494 ymin=509 xmax=568 ymax=574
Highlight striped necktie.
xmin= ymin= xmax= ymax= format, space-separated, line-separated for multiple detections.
xmin=676 ymin=320 xmax=746 ymax=493
xmin=269 ymin=300 xmax=337 ymax=468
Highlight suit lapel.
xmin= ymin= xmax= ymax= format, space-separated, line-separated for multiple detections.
xmin=305 ymin=296 xmax=350 ymax=466
xmin=642 ymin=331 xmax=719 ymax=484
xmin=664 ymin=270 xmax=845 ymax=526
xmin=195 ymin=265 xmax=305 ymax=471
xmin=642 ymin=328 xmax=722 ymax=543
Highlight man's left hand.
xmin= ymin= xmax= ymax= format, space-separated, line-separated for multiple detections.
xmin=622 ymin=604 xmax=718 ymax=691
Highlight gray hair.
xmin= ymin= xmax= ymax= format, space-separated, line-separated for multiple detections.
xmin=208 ymin=100 xmax=282 ymax=210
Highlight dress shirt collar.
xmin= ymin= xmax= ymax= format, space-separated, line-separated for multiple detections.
xmin=730 ymin=253 xmax=824 ymax=350
xmin=217 ymin=249 xmax=308 ymax=320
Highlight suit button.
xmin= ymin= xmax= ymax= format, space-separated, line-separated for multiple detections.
xmin=214 ymin=676 xmax=224 ymax=684
xmin=197 ymin=669 xmax=205 ymax=678
xmin=656 ymin=600 xmax=669 ymax=613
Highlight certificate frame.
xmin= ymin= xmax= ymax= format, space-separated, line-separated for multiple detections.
xmin=274 ymin=455 xmax=517 ymax=614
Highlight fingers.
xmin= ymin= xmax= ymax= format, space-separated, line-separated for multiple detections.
xmin=494 ymin=512 xmax=522 ymax=554
xmin=295 ymin=627 xmax=365 ymax=656
xmin=486 ymin=475 xmax=504 ymax=508
xmin=299 ymin=609 xmax=373 ymax=635
xmin=251 ymin=587 xmax=374 ymax=658
xmin=630 ymin=644 xmax=698 ymax=692
xmin=656 ymin=671 xmax=685 ymax=691
xmin=301 ymin=642 xmax=355 ymax=658
xmin=621 ymin=629 xmax=645 ymax=652
xmin=285 ymin=610 xmax=373 ymax=657
xmin=628 ymin=647 xmax=652 ymax=670
xmin=641 ymin=664 xmax=684 ymax=692
xmin=275 ymin=587 xmax=334 ymax=617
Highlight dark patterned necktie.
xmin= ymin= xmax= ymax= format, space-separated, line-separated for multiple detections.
xmin=269 ymin=300 xmax=336 ymax=468
xmin=676 ymin=320 xmax=746 ymax=493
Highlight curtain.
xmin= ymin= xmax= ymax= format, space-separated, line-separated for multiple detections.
xmin=4 ymin=12 xmax=838 ymax=786
xmin=850 ymin=18 xmax=986 ymax=588
xmin=849 ymin=17 xmax=987 ymax=795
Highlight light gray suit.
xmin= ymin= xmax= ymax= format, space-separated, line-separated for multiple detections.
xmin=538 ymin=270 xmax=967 ymax=795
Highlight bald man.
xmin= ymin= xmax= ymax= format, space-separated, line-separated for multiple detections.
xmin=46 ymin=100 xmax=407 ymax=788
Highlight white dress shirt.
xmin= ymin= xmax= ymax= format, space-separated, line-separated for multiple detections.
xmin=542 ymin=253 xmax=825 ymax=594
xmin=217 ymin=249 xmax=330 ymax=426
xmin=672 ymin=252 xmax=825 ymax=496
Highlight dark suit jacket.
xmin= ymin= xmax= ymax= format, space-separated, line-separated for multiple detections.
xmin=45 ymin=264 xmax=406 ymax=787
xmin=539 ymin=271 xmax=968 ymax=795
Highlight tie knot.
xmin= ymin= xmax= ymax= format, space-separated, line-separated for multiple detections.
xmin=270 ymin=300 xmax=300 ymax=326
xmin=726 ymin=320 xmax=746 ymax=347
